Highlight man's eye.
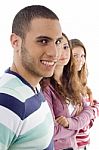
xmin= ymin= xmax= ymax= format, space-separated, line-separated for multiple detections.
xmin=37 ymin=39 xmax=48 ymax=45
xmin=56 ymin=40 xmax=62 ymax=45
xmin=41 ymin=39 xmax=48 ymax=44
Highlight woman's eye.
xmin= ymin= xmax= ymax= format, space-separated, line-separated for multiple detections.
xmin=81 ymin=54 xmax=85 ymax=58
xmin=63 ymin=45 xmax=69 ymax=50
xmin=73 ymin=55 xmax=78 ymax=58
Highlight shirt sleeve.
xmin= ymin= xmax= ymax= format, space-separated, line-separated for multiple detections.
xmin=67 ymin=105 xmax=94 ymax=130
xmin=0 ymin=94 xmax=20 ymax=150
xmin=43 ymin=86 xmax=77 ymax=141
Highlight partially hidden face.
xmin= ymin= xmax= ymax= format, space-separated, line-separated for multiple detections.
xmin=56 ymin=35 xmax=71 ymax=66
xmin=72 ymin=46 xmax=85 ymax=71
xmin=12 ymin=18 xmax=63 ymax=78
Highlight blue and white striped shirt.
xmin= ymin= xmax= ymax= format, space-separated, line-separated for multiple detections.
xmin=0 ymin=69 xmax=54 ymax=150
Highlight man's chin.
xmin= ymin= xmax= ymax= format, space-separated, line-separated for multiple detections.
xmin=43 ymin=72 xmax=54 ymax=78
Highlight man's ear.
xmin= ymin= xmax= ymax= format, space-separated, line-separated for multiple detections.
xmin=10 ymin=33 xmax=22 ymax=51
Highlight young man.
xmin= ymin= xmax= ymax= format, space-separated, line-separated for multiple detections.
xmin=0 ymin=5 xmax=62 ymax=149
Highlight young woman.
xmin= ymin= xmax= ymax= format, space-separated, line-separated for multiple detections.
xmin=70 ymin=39 xmax=99 ymax=150
xmin=40 ymin=33 xmax=94 ymax=150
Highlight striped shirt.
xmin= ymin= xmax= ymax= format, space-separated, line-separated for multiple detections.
xmin=76 ymin=98 xmax=99 ymax=148
xmin=0 ymin=69 xmax=54 ymax=150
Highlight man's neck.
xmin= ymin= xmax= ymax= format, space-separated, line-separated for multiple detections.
xmin=11 ymin=63 xmax=41 ymax=88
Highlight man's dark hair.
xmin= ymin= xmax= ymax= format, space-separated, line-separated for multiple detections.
xmin=12 ymin=5 xmax=59 ymax=39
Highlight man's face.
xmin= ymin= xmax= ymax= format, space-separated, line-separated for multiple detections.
xmin=14 ymin=18 xmax=62 ymax=79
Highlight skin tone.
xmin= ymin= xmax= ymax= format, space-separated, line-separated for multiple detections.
xmin=72 ymin=46 xmax=85 ymax=71
xmin=10 ymin=18 xmax=62 ymax=87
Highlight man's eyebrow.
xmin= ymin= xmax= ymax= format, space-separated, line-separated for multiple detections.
xmin=57 ymin=36 xmax=63 ymax=41
xmin=36 ymin=36 xmax=52 ymax=40
xmin=36 ymin=36 xmax=63 ymax=41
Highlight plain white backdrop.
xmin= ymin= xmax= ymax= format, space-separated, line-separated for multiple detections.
xmin=0 ymin=0 xmax=99 ymax=149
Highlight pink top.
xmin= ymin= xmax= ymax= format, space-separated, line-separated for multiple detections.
xmin=43 ymin=84 xmax=94 ymax=150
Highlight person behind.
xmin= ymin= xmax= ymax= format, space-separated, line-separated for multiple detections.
xmin=0 ymin=5 xmax=63 ymax=150
xmin=40 ymin=33 xmax=94 ymax=150
xmin=70 ymin=38 xmax=99 ymax=150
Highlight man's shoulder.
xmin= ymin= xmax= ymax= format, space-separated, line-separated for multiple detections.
xmin=0 ymin=73 xmax=34 ymax=102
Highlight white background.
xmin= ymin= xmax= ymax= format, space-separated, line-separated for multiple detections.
xmin=0 ymin=0 xmax=99 ymax=149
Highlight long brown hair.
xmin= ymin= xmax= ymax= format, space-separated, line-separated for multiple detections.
xmin=70 ymin=39 xmax=92 ymax=99
xmin=41 ymin=33 xmax=83 ymax=105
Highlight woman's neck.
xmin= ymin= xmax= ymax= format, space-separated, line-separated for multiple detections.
xmin=54 ymin=66 xmax=63 ymax=85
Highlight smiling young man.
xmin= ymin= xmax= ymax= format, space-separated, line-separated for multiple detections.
xmin=0 ymin=5 xmax=62 ymax=150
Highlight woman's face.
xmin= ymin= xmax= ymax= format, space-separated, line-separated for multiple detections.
xmin=56 ymin=36 xmax=70 ymax=66
xmin=72 ymin=46 xmax=85 ymax=71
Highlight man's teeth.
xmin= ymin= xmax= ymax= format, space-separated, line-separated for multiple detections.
xmin=41 ymin=61 xmax=55 ymax=66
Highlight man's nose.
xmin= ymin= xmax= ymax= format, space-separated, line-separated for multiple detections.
xmin=46 ymin=44 xmax=61 ymax=59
